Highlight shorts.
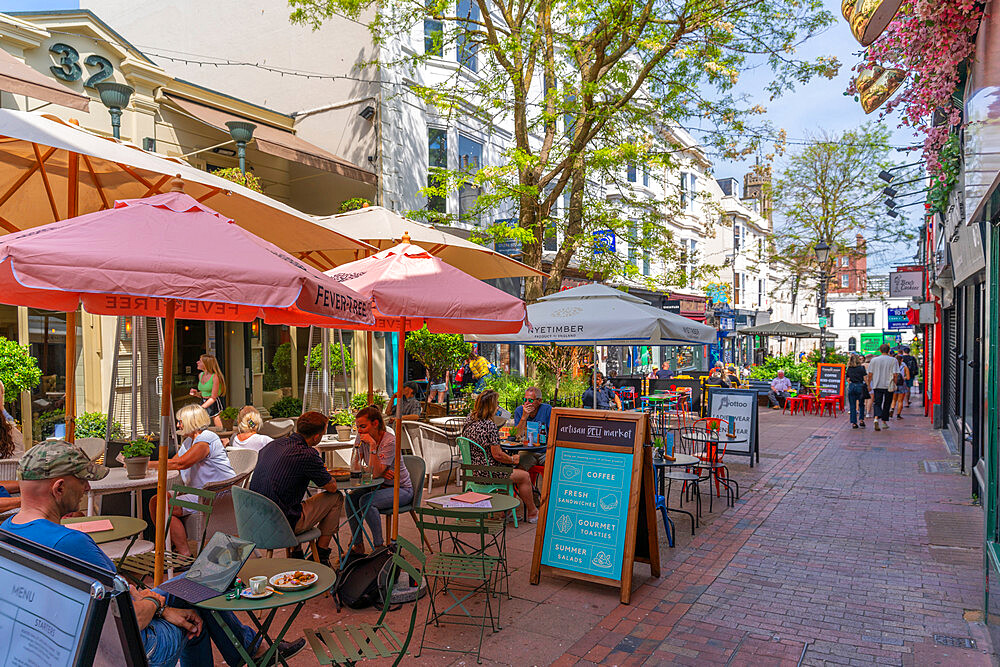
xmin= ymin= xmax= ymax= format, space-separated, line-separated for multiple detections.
xmin=894 ymin=385 xmax=908 ymax=396
xmin=429 ymin=383 xmax=448 ymax=392
xmin=203 ymin=396 xmax=224 ymax=417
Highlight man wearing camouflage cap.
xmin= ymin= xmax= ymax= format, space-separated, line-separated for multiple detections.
xmin=0 ymin=439 xmax=304 ymax=665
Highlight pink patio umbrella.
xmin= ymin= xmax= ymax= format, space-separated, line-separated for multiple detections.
xmin=0 ymin=188 xmax=374 ymax=584
xmin=321 ymin=242 xmax=528 ymax=538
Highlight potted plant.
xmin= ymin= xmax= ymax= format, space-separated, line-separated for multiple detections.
xmin=219 ymin=406 xmax=239 ymax=431
xmin=331 ymin=411 xmax=355 ymax=441
xmin=122 ymin=435 xmax=155 ymax=480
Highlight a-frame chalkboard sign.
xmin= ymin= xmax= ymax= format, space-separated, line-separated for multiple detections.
xmin=529 ymin=408 xmax=660 ymax=604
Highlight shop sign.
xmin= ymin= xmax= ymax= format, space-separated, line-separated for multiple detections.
xmin=888 ymin=270 xmax=923 ymax=298
xmin=493 ymin=218 xmax=521 ymax=256
xmin=662 ymin=299 xmax=681 ymax=314
xmin=592 ymin=229 xmax=615 ymax=254
xmin=887 ymin=307 xmax=911 ymax=330
xmin=720 ymin=316 xmax=735 ymax=331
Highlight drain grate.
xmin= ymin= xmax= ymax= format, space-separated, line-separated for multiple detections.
xmin=932 ymin=635 xmax=975 ymax=649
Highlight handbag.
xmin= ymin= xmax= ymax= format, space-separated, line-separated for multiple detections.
xmin=862 ymin=385 xmax=871 ymax=400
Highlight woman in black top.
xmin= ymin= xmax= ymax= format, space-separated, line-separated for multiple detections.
xmin=846 ymin=354 xmax=870 ymax=428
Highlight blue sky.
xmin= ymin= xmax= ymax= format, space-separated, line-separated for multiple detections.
xmin=0 ymin=1 xmax=76 ymax=9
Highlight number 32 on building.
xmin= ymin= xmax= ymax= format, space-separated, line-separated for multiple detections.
xmin=49 ymin=43 xmax=114 ymax=89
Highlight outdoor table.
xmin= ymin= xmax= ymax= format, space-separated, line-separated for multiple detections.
xmin=651 ymin=454 xmax=701 ymax=544
xmin=86 ymin=467 xmax=179 ymax=516
xmin=429 ymin=416 xmax=464 ymax=432
xmin=63 ymin=514 xmax=148 ymax=561
xmin=500 ymin=443 xmax=546 ymax=454
xmin=335 ymin=476 xmax=384 ymax=567
xmin=317 ymin=435 xmax=356 ymax=468
xmin=196 ymin=557 xmax=336 ymax=667
xmin=682 ymin=432 xmax=745 ymax=509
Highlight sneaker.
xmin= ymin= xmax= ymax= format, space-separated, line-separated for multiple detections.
xmin=852 ymin=423 xmax=859 ymax=429
xmin=771 ymin=405 xmax=781 ymax=410
xmin=897 ymin=415 xmax=903 ymax=420
xmin=859 ymin=421 xmax=866 ymax=429
xmin=883 ymin=421 xmax=890 ymax=430
xmin=874 ymin=421 xmax=880 ymax=431
xmin=277 ymin=639 xmax=307 ymax=661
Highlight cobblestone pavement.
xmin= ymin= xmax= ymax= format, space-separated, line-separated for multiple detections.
xmin=215 ymin=400 xmax=993 ymax=666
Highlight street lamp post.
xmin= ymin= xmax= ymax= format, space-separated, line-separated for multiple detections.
xmin=814 ymin=240 xmax=830 ymax=362
xmin=94 ymin=82 xmax=134 ymax=140
xmin=225 ymin=120 xmax=257 ymax=175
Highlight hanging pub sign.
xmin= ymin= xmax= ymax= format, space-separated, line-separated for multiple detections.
xmin=706 ymin=387 xmax=759 ymax=464
xmin=530 ymin=408 xmax=659 ymax=604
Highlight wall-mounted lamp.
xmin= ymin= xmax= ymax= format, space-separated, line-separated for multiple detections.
xmin=359 ymin=105 xmax=376 ymax=121
xmin=225 ymin=120 xmax=256 ymax=174
xmin=212 ymin=147 xmax=237 ymax=157
xmin=251 ymin=320 xmax=261 ymax=337
xmin=95 ymin=81 xmax=135 ymax=140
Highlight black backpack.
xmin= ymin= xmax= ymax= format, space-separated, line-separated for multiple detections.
xmin=333 ymin=544 xmax=396 ymax=610
xmin=904 ymin=355 xmax=919 ymax=379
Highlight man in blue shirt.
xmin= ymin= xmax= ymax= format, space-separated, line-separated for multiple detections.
xmin=512 ymin=386 xmax=552 ymax=470
xmin=0 ymin=439 xmax=304 ymax=666
xmin=582 ymin=373 xmax=622 ymax=410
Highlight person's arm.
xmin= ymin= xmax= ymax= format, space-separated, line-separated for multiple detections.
xmin=150 ymin=440 xmax=209 ymax=470
xmin=365 ymin=433 xmax=397 ymax=480
xmin=489 ymin=442 xmax=517 ymax=465
xmin=305 ymin=449 xmax=336 ymax=491
xmin=612 ymin=389 xmax=622 ymax=410
xmin=0 ymin=495 xmax=19 ymax=512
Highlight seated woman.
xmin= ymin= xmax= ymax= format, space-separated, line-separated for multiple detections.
xmin=348 ymin=407 xmax=413 ymax=555
xmin=229 ymin=406 xmax=272 ymax=452
xmin=148 ymin=404 xmax=235 ymax=557
xmin=461 ymin=390 xmax=538 ymax=522
xmin=0 ymin=378 xmax=25 ymax=460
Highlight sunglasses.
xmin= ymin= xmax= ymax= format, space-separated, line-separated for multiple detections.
xmin=524 ymin=397 xmax=539 ymax=403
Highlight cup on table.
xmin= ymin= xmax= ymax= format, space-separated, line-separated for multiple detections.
xmin=361 ymin=470 xmax=373 ymax=485
xmin=249 ymin=576 xmax=268 ymax=595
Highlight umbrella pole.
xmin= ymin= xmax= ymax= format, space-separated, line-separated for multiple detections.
xmin=336 ymin=329 xmax=350 ymax=409
xmin=153 ymin=300 xmax=175 ymax=587
xmin=593 ymin=344 xmax=597 ymax=409
xmin=65 ymin=310 xmax=76 ymax=442
xmin=367 ymin=331 xmax=374 ymax=405
xmin=392 ymin=321 xmax=404 ymax=540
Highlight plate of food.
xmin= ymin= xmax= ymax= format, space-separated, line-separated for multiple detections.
xmin=269 ymin=570 xmax=318 ymax=591
xmin=329 ymin=467 xmax=352 ymax=482
xmin=240 ymin=586 xmax=275 ymax=599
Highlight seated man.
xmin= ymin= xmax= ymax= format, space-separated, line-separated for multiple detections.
xmin=250 ymin=412 xmax=344 ymax=568
xmin=0 ymin=479 xmax=19 ymax=513
xmin=512 ymin=386 xmax=552 ymax=471
xmin=768 ymin=370 xmax=793 ymax=409
xmin=582 ymin=373 xmax=622 ymax=410
xmin=0 ymin=440 xmax=303 ymax=666
xmin=654 ymin=362 xmax=672 ymax=380
xmin=385 ymin=381 xmax=422 ymax=418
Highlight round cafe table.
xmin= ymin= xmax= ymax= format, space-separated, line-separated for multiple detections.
xmin=334 ymin=476 xmax=384 ymax=566
xmin=681 ymin=432 xmax=745 ymax=510
xmin=62 ymin=514 xmax=149 ymax=561
xmin=86 ymin=467 xmax=179 ymax=516
xmin=196 ymin=558 xmax=336 ymax=667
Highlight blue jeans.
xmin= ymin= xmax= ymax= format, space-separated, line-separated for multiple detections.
xmin=348 ymin=486 xmax=414 ymax=547
xmin=847 ymin=383 xmax=866 ymax=425
xmin=144 ymin=580 xmax=258 ymax=666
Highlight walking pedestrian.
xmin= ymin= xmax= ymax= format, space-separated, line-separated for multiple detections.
xmin=900 ymin=346 xmax=919 ymax=406
xmin=862 ymin=354 xmax=874 ymax=421
xmin=891 ymin=353 xmax=910 ymax=420
xmin=846 ymin=354 xmax=869 ymax=429
xmin=867 ymin=344 xmax=899 ymax=431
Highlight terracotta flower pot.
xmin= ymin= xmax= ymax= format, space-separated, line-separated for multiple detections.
xmin=124 ymin=456 xmax=149 ymax=480
xmin=336 ymin=425 xmax=352 ymax=442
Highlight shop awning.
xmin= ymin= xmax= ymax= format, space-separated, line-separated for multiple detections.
xmin=736 ymin=320 xmax=823 ymax=338
xmin=0 ymin=48 xmax=90 ymax=112
xmin=164 ymin=93 xmax=376 ymax=186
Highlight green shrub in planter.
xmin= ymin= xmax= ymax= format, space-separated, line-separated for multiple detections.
xmin=0 ymin=336 xmax=42 ymax=398
xmin=331 ymin=411 xmax=355 ymax=426
xmin=76 ymin=412 xmax=124 ymax=440
xmin=269 ymin=396 xmax=303 ymax=418
xmin=306 ymin=342 xmax=354 ymax=375
xmin=219 ymin=406 xmax=239 ymax=422
xmin=350 ymin=391 xmax=386 ymax=412
xmin=122 ymin=436 xmax=155 ymax=459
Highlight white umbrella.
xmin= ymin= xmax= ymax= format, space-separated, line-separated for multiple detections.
xmin=466 ymin=283 xmax=717 ymax=406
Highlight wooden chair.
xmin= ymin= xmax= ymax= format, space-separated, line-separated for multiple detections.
xmin=305 ymin=536 xmax=425 ymax=666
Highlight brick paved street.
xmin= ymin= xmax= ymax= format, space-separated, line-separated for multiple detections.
xmin=223 ymin=401 xmax=994 ymax=666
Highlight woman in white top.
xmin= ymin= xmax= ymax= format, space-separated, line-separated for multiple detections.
xmin=147 ymin=404 xmax=235 ymax=557
xmin=0 ymin=379 xmax=24 ymax=460
xmin=229 ymin=406 xmax=272 ymax=452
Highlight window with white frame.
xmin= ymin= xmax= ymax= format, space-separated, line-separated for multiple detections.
xmin=733 ymin=272 xmax=741 ymax=305
xmin=426 ymin=127 xmax=447 ymax=213
xmin=758 ymin=278 xmax=765 ymax=307
xmin=456 ymin=0 xmax=479 ymax=72
xmin=424 ymin=2 xmax=443 ymax=57
xmin=458 ymin=134 xmax=483 ymax=223
xmin=733 ymin=223 xmax=741 ymax=252
xmin=849 ymin=312 xmax=875 ymax=327
xmin=628 ymin=221 xmax=639 ymax=268
xmin=680 ymin=172 xmax=696 ymax=211
xmin=840 ymin=273 xmax=850 ymax=288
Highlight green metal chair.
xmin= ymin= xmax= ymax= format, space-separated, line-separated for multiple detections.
xmin=455 ymin=436 xmax=518 ymax=527
xmin=413 ymin=506 xmax=500 ymax=664
xmin=230 ymin=486 xmax=322 ymax=561
xmin=304 ymin=536 xmax=425 ymax=666
xmin=378 ymin=455 xmax=434 ymax=552
xmin=118 ymin=484 xmax=216 ymax=583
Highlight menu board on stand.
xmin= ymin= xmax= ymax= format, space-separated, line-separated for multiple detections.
xmin=530 ymin=408 xmax=660 ymax=604
xmin=706 ymin=387 xmax=759 ymax=465
xmin=816 ymin=363 xmax=846 ymax=398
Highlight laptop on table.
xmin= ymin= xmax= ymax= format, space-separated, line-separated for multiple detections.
xmin=157 ymin=532 xmax=256 ymax=604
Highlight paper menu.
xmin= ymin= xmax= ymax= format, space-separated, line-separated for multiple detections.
xmin=451 ymin=491 xmax=492 ymax=504
xmin=427 ymin=494 xmax=494 ymax=509
xmin=66 ymin=519 xmax=114 ymax=533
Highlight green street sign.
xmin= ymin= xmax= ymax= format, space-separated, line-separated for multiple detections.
xmin=818 ymin=316 xmax=828 ymax=327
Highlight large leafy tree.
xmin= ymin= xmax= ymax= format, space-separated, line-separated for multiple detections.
xmin=770 ymin=125 xmax=914 ymax=301
xmin=292 ymin=0 xmax=837 ymax=300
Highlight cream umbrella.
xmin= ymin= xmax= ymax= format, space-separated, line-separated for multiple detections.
xmin=0 ymin=107 xmax=375 ymax=441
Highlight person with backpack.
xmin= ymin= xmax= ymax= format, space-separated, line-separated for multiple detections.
xmin=900 ymin=346 xmax=919 ymax=406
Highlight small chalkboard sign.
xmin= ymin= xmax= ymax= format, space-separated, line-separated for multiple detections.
xmin=530 ymin=408 xmax=659 ymax=604
xmin=707 ymin=387 xmax=760 ymax=465
xmin=816 ymin=363 xmax=846 ymax=397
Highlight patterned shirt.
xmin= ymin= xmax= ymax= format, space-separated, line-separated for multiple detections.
xmin=461 ymin=417 xmax=507 ymax=480
xmin=250 ymin=432 xmax=332 ymax=527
